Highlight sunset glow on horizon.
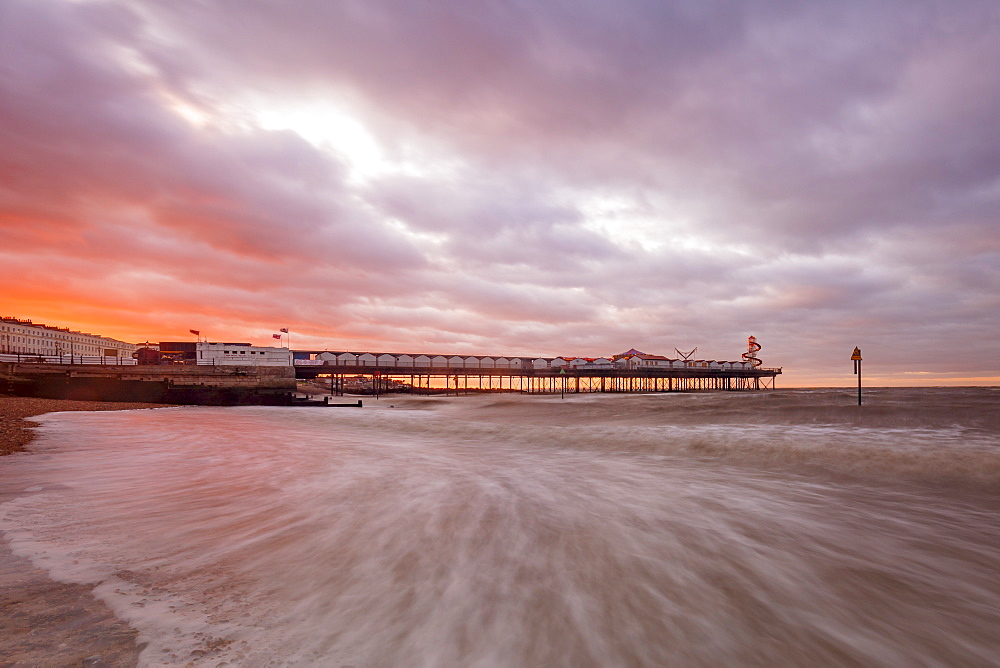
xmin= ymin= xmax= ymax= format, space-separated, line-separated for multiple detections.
xmin=2 ymin=1 xmax=998 ymax=388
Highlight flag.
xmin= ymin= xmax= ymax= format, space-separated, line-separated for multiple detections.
xmin=189 ymin=330 xmax=200 ymax=336
xmin=273 ymin=334 xmax=282 ymax=339
xmin=279 ymin=328 xmax=289 ymax=333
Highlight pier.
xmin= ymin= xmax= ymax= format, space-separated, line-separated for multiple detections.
xmin=293 ymin=360 xmax=781 ymax=394
xmin=290 ymin=337 xmax=780 ymax=394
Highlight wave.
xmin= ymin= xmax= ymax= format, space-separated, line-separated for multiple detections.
xmin=359 ymin=388 xmax=1000 ymax=486
xmin=1 ymin=388 xmax=998 ymax=665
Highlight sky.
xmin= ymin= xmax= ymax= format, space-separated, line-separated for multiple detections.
xmin=1 ymin=0 xmax=998 ymax=387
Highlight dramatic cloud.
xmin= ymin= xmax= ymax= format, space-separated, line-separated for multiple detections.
xmin=2 ymin=0 xmax=998 ymax=384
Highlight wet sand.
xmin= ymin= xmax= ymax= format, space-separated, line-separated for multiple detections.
xmin=0 ymin=543 xmax=143 ymax=667
xmin=1 ymin=397 xmax=174 ymax=667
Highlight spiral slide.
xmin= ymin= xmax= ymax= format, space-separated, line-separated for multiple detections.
xmin=742 ymin=336 xmax=762 ymax=367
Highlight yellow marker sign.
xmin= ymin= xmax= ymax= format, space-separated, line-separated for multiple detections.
xmin=850 ymin=347 xmax=862 ymax=361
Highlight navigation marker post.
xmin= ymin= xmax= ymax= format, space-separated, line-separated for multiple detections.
xmin=851 ymin=346 xmax=863 ymax=406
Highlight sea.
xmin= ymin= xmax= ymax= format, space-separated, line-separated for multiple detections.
xmin=1 ymin=387 xmax=999 ymax=666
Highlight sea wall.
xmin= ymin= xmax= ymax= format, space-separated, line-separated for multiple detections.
xmin=0 ymin=363 xmax=297 ymax=405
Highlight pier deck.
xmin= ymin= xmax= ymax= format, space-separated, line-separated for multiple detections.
xmin=294 ymin=364 xmax=781 ymax=393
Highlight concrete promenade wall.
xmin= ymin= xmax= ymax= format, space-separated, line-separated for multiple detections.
xmin=1 ymin=363 xmax=297 ymax=404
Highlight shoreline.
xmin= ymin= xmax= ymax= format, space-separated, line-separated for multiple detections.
xmin=0 ymin=396 xmax=175 ymax=667
xmin=0 ymin=396 xmax=176 ymax=456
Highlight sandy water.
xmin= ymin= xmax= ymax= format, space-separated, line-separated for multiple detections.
xmin=1 ymin=388 xmax=999 ymax=666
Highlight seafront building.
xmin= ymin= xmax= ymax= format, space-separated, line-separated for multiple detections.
xmin=157 ymin=341 xmax=293 ymax=365
xmin=0 ymin=316 xmax=139 ymax=358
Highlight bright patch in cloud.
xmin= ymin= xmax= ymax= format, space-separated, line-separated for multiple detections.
xmin=256 ymin=103 xmax=389 ymax=181
xmin=578 ymin=193 xmax=671 ymax=251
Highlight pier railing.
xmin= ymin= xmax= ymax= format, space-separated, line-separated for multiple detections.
xmin=0 ymin=353 xmax=137 ymax=365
